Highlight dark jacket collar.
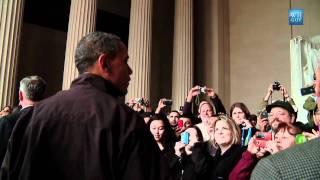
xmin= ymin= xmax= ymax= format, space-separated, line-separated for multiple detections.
xmin=216 ymin=144 xmax=242 ymax=157
xmin=70 ymin=73 xmax=123 ymax=97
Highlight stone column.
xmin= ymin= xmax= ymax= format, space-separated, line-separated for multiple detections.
xmin=172 ymin=0 xmax=193 ymax=110
xmin=0 ymin=0 xmax=25 ymax=108
xmin=62 ymin=0 xmax=97 ymax=90
xmin=126 ymin=0 xmax=153 ymax=102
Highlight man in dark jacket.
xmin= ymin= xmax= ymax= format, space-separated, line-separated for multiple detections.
xmin=0 ymin=75 xmax=46 ymax=165
xmin=0 ymin=32 xmax=171 ymax=180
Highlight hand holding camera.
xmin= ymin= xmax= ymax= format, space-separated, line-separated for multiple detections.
xmin=174 ymin=141 xmax=186 ymax=157
xmin=240 ymin=119 xmax=253 ymax=129
xmin=155 ymin=98 xmax=172 ymax=113
xmin=199 ymin=86 xmax=207 ymax=94
xmin=264 ymin=140 xmax=279 ymax=155
xmin=134 ymin=97 xmax=145 ymax=105
xmin=272 ymin=81 xmax=281 ymax=91
xmin=257 ymin=110 xmax=269 ymax=132
xmin=205 ymin=87 xmax=216 ymax=98
xmin=264 ymin=82 xmax=290 ymax=102
xmin=254 ymin=132 xmax=272 ymax=148
xmin=247 ymin=137 xmax=260 ymax=155
xmin=186 ymin=86 xmax=202 ymax=102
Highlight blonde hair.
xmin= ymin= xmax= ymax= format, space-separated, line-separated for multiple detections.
xmin=198 ymin=101 xmax=216 ymax=114
xmin=212 ymin=115 xmax=241 ymax=146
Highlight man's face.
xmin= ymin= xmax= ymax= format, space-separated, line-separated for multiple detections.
xmin=107 ymin=42 xmax=132 ymax=94
xmin=168 ymin=111 xmax=180 ymax=127
xmin=269 ymin=107 xmax=293 ymax=131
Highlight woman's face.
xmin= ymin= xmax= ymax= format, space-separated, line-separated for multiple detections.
xmin=232 ymin=107 xmax=245 ymax=125
xmin=214 ymin=120 xmax=233 ymax=147
xmin=275 ymin=128 xmax=296 ymax=151
xmin=200 ymin=104 xmax=213 ymax=118
xmin=150 ymin=120 xmax=165 ymax=142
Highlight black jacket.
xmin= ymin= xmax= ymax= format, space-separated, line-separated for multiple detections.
xmin=0 ymin=74 xmax=171 ymax=180
xmin=0 ymin=109 xmax=23 ymax=165
xmin=210 ymin=144 xmax=245 ymax=180
xmin=168 ymin=142 xmax=211 ymax=180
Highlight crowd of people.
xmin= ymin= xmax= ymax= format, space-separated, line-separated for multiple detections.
xmin=0 ymin=31 xmax=319 ymax=179
xmin=125 ymin=81 xmax=320 ymax=179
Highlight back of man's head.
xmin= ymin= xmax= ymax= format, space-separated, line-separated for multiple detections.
xmin=75 ymin=32 xmax=122 ymax=74
xmin=19 ymin=75 xmax=47 ymax=102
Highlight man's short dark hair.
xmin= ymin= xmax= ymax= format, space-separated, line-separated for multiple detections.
xmin=19 ymin=76 xmax=47 ymax=101
xmin=75 ymin=32 xmax=122 ymax=74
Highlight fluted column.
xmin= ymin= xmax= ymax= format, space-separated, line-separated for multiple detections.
xmin=62 ymin=0 xmax=97 ymax=90
xmin=126 ymin=0 xmax=153 ymax=101
xmin=172 ymin=0 xmax=193 ymax=110
xmin=0 ymin=0 xmax=25 ymax=108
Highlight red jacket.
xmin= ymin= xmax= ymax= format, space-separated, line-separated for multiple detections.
xmin=229 ymin=150 xmax=259 ymax=180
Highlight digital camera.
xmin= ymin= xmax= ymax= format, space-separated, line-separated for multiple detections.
xmin=260 ymin=110 xmax=268 ymax=119
xmin=272 ymin=81 xmax=281 ymax=91
xmin=199 ymin=86 xmax=206 ymax=94
xmin=254 ymin=132 xmax=272 ymax=148
xmin=134 ymin=98 xmax=144 ymax=105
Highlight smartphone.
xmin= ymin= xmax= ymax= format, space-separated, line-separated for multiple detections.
xmin=181 ymin=132 xmax=189 ymax=144
xmin=260 ymin=111 xmax=268 ymax=119
xmin=254 ymin=132 xmax=272 ymax=148
xmin=177 ymin=120 xmax=184 ymax=128
xmin=163 ymin=99 xmax=173 ymax=106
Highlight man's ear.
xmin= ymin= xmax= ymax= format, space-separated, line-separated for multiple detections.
xmin=19 ymin=91 xmax=23 ymax=102
xmin=97 ymin=54 xmax=111 ymax=73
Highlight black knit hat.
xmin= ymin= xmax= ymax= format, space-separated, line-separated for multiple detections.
xmin=266 ymin=100 xmax=296 ymax=116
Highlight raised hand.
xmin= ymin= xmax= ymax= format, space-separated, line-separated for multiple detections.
xmin=186 ymin=85 xmax=201 ymax=102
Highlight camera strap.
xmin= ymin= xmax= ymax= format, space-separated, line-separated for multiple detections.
xmin=195 ymin=94 xmax=200 ymax=106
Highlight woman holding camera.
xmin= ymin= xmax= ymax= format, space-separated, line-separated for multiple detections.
xmin=172 ymin=126 xmax=211 ymax=180
xmin=229 ymin=122 xmax=302 ymax=180
xmin=173 ymin=116 xmax=245 ymax=180
xmin=230 ymin=102 xmax=257 ymax=147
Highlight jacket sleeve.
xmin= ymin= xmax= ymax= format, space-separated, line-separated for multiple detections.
xmin=250 ymin=157 xmax=281 ymax=180
xmin=210 ymin=95 xmax=226 ymax=115
xmin=182 ymin=101 xmax=192 ymax=115
xmin=0 ymin=118 xmax=11 ymax=165
xmin=182 ymin=101 xmax=201 ymax=124
xmin=229 ymin=151 xmax=258 ymax=180
xmin=190 ymin=142 xmax=211 ymax=177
